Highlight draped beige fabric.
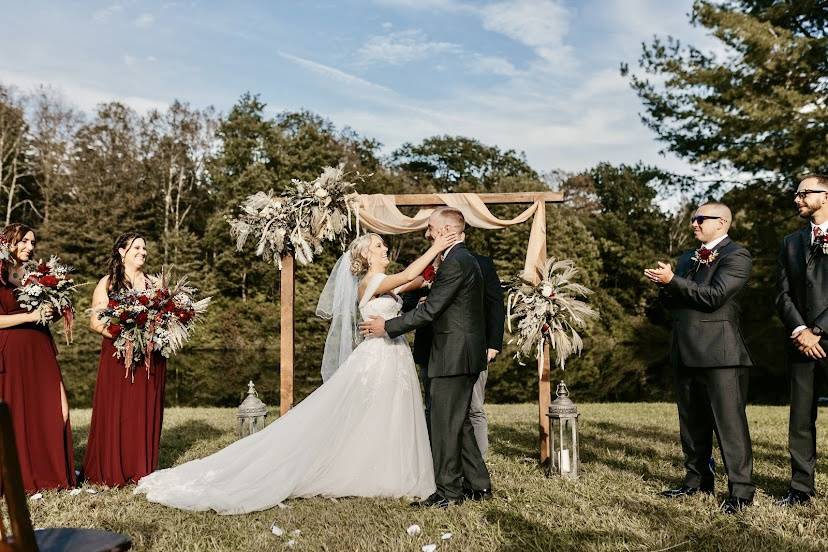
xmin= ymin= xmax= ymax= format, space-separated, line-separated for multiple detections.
xmin=357 ymin=193 xmax=547 ymax=284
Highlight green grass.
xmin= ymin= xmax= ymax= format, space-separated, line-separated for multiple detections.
xmin=12 ymin=403 xmax=828 ymax=551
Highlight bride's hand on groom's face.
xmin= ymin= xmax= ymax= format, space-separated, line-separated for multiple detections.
xmin=432 ymin=228 xmax=458 ymax=251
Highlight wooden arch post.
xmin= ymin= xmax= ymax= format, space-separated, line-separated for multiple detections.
xmin=277 ymin=191 xmax=563 ymax=459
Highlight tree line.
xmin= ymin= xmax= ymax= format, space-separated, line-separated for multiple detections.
xmin=0 ymin=0 xmax=824 ymax=405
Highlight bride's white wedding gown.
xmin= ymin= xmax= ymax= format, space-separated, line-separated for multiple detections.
xmin=134 ymin=274 xmax=435 ymax=514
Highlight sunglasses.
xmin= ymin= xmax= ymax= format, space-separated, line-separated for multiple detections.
xmin=794 ymin=189 xmax=828 ymax=200
xmin=690 ymin=215 xmax=724 ymax=225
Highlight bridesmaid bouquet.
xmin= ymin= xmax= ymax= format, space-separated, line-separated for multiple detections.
xmin=96 ymin=274 xmax=210 ymax=380
xmin=16 ymin=256 xmax=83 ymax=345
xmin=97 ymin=289 xmax=153 ymax=378
xmin=145 ymin=274 xmax=211 ymax=361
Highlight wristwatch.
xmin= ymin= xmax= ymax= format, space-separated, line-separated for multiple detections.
xmin=813 ymin=326 xmax=823 ymax=336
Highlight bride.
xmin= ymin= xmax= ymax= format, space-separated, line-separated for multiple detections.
xmin=134 ymin=230 xmax=457 ymax=514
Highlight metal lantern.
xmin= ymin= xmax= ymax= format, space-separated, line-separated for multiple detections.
xmin=547 ymin=380 xmax=580 ymax=479
xmin=237 ymin=380 xmax=268 ymax=438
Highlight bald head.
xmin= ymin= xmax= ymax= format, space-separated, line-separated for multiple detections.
xmin=691 ymin=201 xmax=732 ymax=244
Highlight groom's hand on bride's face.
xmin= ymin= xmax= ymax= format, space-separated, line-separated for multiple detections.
xmin=359 ymin=315 xmax=387 ymax=337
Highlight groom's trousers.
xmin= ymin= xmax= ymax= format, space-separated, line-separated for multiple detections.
xmin=421 ymin=365 xmax=489 ymax=457
xmin=429 ymin=373 xmax=491 ymax=500
xmin=673 ymin=360 xmax=755 ymax=499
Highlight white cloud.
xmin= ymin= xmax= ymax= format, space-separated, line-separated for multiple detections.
xmin=357 ymin=30 xmax=461 ymax=66
xmin=136 ymin=13 xmax=155 ymax=28
xmin=0 ymin=68 xmax=169 ymax=114
xmin=372 ymin=0 xmax=461 ymax=9
xmin=467 ymin=55 xmax=519 ymax=77
xmin=479 ymin=0 xmax=574 ymax=69
xmin=123 ymin=54 xmax=137 ymax=66
xmin=278 ymin=52 xmax=395 ymax=95
xmin=93 ymin=4 xmax=123 ymax=23
xmin=381 ymin=21 xmax=393 ymax=30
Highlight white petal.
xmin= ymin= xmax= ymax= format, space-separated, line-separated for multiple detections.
xmin=287 ymin=540 xmax=296 ymax=547
xmin=270 ymin=523 xmax=284 ymax=537
xmin=291 ymin=530 xmax=301 ymax=536
xmin=422 ymin=545 xmax=437 ymax=552
xmin=441 ymin=532 xmax=453 ymax=540
xmin=69 ymin=489 xmax=82 ymax=496
xmin=30 ymin=493 xmax=43 ymax=501
xmin=406 ymin=524 xmax=422 ymax=536
xmin=85 ymin=489 xmax=97 ymax=494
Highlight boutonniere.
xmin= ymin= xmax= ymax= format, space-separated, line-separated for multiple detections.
xmin=813 ymin=234 xmax=828 ymax=255
xmin=422 ymin=264 xmax=437 ymax=288
xmin=691 ymin=247 xmax=719 ymax=266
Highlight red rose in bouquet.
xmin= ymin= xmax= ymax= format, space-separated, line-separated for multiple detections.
xmin=422 ymin=264 xmax=436 ymax=285
xmin=15 ymin=256 xmax=83 ymax=345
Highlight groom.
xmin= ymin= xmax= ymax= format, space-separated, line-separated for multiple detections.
xmin=360 ymin=207 xmax=492 ymax=507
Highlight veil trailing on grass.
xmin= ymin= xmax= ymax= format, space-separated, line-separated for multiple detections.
xmin=316 ymin=251 xmax=360 ymax=382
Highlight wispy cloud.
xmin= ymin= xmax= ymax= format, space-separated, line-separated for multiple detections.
xmin=135 ymin=13 xmax=155 ymax=28
xmin=278 ymin=51 xmax=395 ymax=95
xmin=478 ymin=0 xmax=574 ymax=69
xmin=357 ymin=30 xmax=461 ymax=66
xmin=467 ymin=55 xmax=519 ymax=77
xmin=93 ymin=4 xmax=123 ymax=23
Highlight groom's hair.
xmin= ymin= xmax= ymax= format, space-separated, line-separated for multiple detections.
xmin=434 ymin=207 xmax=465 ymax=231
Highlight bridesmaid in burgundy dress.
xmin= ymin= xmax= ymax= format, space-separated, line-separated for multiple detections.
xmin=84 ymin=232 xmax=167 ymax=487
xmin=0 ymin=223 xmax=76 ymax=492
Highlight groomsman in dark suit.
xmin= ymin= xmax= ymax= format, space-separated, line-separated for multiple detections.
xmin=645 ymin=201 xmax=755 ymax=514
xmin=775 ymin=173 xmax=828 ymax=507
xmin=401 ymin=241 xmax=505 ymax=461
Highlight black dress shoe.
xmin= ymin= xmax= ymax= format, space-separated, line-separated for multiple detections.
xmin=660 ymin=484 xmax=713 ymax=498
xmin=411 ymin=493 xmax=460 ymax=508
xmin=720 ymin=495 xmax=752 ymax=514
xmin=463 ymin=487 xmax=493 ymax=501
xmin=775 ymin=488 xmax=814 ymax=507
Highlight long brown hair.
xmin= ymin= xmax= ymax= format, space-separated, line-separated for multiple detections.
xmin=107 ymin=231 xmax=145 ymax=292
xmin=1 ymin=223 xmax=34 ymax=281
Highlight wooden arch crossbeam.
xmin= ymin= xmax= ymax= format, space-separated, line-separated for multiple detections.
xmin=279 ymin=191 xmax=564 ymax=461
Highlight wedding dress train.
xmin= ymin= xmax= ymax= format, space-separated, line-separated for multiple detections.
xmin=134 ymin=274 xmax=435 ymax=514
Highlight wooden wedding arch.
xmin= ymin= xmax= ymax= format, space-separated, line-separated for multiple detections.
xmin=278 ymin=191 xmax=563 ymax=462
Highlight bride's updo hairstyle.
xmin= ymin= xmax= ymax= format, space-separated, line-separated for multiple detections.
xmin=348 ymin=233 xmax=380 ymax=276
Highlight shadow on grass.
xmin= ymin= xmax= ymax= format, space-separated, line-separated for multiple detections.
xmin=483 ymin=506 xmax=646 ymax=552
xmin=158 ymin=420 xmax=224 ymax=468
xmin=489 ymin=422 xmax=537 ymax=459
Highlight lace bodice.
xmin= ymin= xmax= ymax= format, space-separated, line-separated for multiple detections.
xmin=359 ymin=274 xmax=402 ymax=321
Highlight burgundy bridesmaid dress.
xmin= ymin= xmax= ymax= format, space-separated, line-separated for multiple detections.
xmin=0 ymin=283 xmax=76 ymax=493
xmin=83 ymin=336 xmax=167 ymax=487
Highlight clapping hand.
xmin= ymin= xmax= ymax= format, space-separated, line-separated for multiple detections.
xmin=644 ymin=262 xmax=674 ymax=285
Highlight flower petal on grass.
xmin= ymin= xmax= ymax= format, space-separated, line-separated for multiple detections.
xmin=291 ymin=530 xmax=301 ymax=536
xmin=270 ymin=523 xmax=284 ymax=537
xmin=69 ymin=489 xmax=82 ymax=496
xmin=441 ymin=532 xmax=453 ymax=540
xmin=406 ymin=524 xmax=422 ymax=536
xmin=30 ymin=493 xmax=43 ymax=501
xmin=85 ymin=489 xmax=97 ymax=494
xmin=287 ymin=539 xmax=296 ymax=547
xmin=422 ymin=545 xmax=437 ymax=552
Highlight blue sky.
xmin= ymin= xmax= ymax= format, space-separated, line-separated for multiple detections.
xmin=1 ymin=0 xmax=722 ymax=178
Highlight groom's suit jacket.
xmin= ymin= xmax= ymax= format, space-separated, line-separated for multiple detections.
xmin=776 ymin=226 xmax=828 ymax=360
xmin=660 ymin=237 xmax=753 ymax=368
xmin=401 ymin=253 xmax=505 ymax=368
xmin=386 ymin=243 xmax=487 ymax=378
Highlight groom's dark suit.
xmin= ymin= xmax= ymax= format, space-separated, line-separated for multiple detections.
xmin=386 ymin=242 xmax=491 ymax=500
xmin=660 ymin=237 xmax=755 ymax=499
xmin=776 ymin=225 xmax=828 ymax=495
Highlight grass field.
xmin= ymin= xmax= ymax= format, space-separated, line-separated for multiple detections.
xmin=14 ymin=403 xmax=828 ymax=551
